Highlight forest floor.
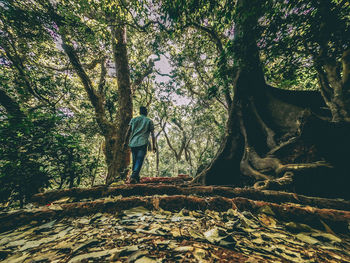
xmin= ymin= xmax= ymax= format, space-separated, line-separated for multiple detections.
xmin=0 ymin=176 xmax=350 ymax=262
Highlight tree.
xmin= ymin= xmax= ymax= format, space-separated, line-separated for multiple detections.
xmin=161 ymin=0 xmax=350 ymax=198
xmin=261 ymin=0 xmax=350 ymax=122
xmin=0 ymin=0 xmax=100 ymax=205
xmin=44 ymin=0 xmax=162 ymax=184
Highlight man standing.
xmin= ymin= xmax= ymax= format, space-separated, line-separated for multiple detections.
xmin=124 ymin=106 xmax=156 ymax=183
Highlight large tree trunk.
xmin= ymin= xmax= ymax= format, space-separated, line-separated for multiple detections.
xmin=193 ymin=0 xmax=350 ymax=199
xmin=105 ymin=25 xmax=133 ymax=185
xmin=194 ymin=0 xmax=267 ymax=186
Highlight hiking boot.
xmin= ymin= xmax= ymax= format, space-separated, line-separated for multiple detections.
xmin=129 ymin=177 xmax=139 ymax=184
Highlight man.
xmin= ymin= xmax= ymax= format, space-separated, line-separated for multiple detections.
xmin=124 ymin=106 xmax=156 ymax=183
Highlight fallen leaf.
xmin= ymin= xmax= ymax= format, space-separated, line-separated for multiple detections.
xmin=47 ymin=204 xmax=63 ymax=211
xmin=258 ymin=214 xmax=276 ymax=227
xmin=53 ymin=197 xmax=70 ymax=204
xmin=68 ymin=248 xmax=121 ymax=263
xmin=295 ymin=233 xmax=319 ymax=245
xmin=124 ymin=206 xmax=150 ymax=217
xmin=258 ymin=205 xmax=275 ymax=216
xmin=311 ymin=232 xmax=341 ymax=243
xmin=173 ymin=246 xmax=193 ymax=252
xmin=127 ymin=250 xmax=149 ymax=262
xmin=135 ymin=256 xmax=158 ymax=263
xmin=71 ymin=239 xmax=100 ymax=254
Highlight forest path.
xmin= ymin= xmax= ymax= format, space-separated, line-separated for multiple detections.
xmin=0 ymin=176 xmax=350 ymax=262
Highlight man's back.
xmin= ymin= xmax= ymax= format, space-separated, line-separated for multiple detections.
xmin=128 ymin=115 xmax=154 ymax=147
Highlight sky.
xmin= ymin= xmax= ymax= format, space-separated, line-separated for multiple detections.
xmin=154 ymin=55 xmax=192 ymax=106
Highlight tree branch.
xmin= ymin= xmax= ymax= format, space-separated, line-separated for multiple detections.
xmin=161 ymin=122 xmax=179 ymax=159
xmin=187 ymin=22 xmax=224 ymax=52
xmin=0 ymin=88 xmax=26 ymax=124
xmin=98 ymin=57 xmax=107 ymax=94
xmin=60 ymin=35 xmax=111 ymax=134
xmin=132 ymin=58 xmax=159 ymax=92
xmin=1 ymin=33 xmax=51 ymax=104
xmin=39 ymin=57 xmax=101 ymax=72
xmin=342 ymin=48 xmax=350 ymax=91
xmin=185 ymin=22 xmax=233 ymax=108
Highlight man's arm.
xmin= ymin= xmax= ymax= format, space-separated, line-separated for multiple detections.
xmin=149 ymin=120 xmax=157 ymax=153
xmin=123 ymin=125 xmax=131 ymax=148
xmin=151 ymin=130 xmax=157 ymax=153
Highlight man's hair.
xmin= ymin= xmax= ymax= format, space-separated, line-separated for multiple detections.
xmin=140 ymin=106 xmax=148 ymax=116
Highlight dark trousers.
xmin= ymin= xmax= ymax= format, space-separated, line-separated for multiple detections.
xmin=130 ymin=145 xmax=147 ymax=180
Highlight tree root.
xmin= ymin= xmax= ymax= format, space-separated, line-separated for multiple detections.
xmin=254 ymin=172 xmax=294 ymax=191
xmin=2 ymin=195 xmax=350 ymax=233
xmin=275 ymin=161 xmax=333 ymax=176
xmin=254 ymin=161 xmax=333 ymax=191
xmin=267 ymin=136 xmax=299 ymax=156
xmin=30 ymin=184 xmax=350 ymax=211
xmin=250 ymin=98 xmax=277 ymax=149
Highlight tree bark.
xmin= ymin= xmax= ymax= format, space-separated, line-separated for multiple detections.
xmin=105 ymin=25 xmax=133 ymax=184
xmin=192 ymin=0 xmax=350 ymax=199
xmin=57 ymin=17 xmax=133 ymax=184
xmin=193 ymin=0 xmax=266 ymax=186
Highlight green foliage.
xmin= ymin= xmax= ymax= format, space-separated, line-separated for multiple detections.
xmin=259 ymin=0 xmax=349 ymax=90
xmin=1 ymin=0 xmax=349 ymax=204
xmin=0 ymin=109 xmax=96 ymax=205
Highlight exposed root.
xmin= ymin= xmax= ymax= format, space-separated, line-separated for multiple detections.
xmin=254 ymin=171 xmax=294 ymax=191
xmin=253 ymin=160 xmax=333 ymax=192
xmin=240 ymin=148 xmax=273 ymax=180
xmin=3 ymin=195 xmax=350 ymax=233
xmin=31 ymin=184 xmax=350 ymax=211
xmin=239 ymin=108 xmax=274 ymax=181
xmin=190 ymin=171 xmax=207 ymax=185
xmin=275 ymin=161 xmax=333 ymax=176
xmin=267 ymin=136 xmax=299 ymax=156
xmin=246 ymin=148 xmax=281 ymax=173
xmin=250 ymin=98 xmax=277 ymax=149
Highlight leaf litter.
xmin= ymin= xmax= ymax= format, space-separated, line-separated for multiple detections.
xmin=0 ymin=206 xmax=349 ymax=262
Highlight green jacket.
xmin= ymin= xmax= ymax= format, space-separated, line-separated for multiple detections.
xmin=128 ymin=115 xmax=154 ymax=147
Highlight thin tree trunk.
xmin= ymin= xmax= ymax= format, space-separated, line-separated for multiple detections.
xmin=91 ymin=140 xmax=103 ymax=187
